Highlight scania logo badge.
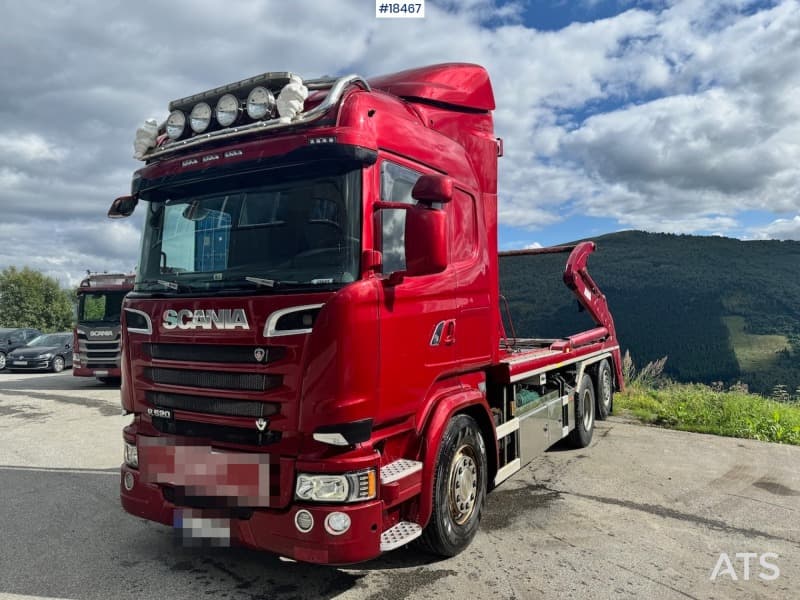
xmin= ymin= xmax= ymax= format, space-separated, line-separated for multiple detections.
xmin=254 ymin=347 xmax=266 ymax=362
xmin=255 ymin=418 xmax=268 ymax=431
xmin=162 ymin=308 xmax=249 ymax=330
xmin=89 ymin=330 xmax=113 ymax=337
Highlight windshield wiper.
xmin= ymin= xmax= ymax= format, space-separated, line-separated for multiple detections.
xmin=244 ymin=276 xmax=296 ymax=288
xmin=137 ymin=279 xmax=191 ymax=293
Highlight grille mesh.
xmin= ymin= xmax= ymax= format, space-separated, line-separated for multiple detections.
xmin=145 ymin=343 xmax=285 ymax=364
xmin=146 ymin=367 xmax=281 ymax=392
xmin=147 ymin=391 xmax=277 ymax=418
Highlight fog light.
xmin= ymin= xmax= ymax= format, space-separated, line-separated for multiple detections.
xmin=294 ymin=510 xmax=314 ymax=533
xmin=123 ymin=471 xmax=135 ymax=491
xmin=324 ymin=512 xmax=351 ymax=536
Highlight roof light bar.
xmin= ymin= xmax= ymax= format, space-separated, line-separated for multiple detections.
xmin=169 ymin=72 xmax=295 ymax=113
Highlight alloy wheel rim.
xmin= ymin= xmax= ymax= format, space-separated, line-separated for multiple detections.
xmin=449 ymin=445 xmax=478 ymax=525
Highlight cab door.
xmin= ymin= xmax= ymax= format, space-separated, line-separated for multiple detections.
xmin=375 ymin=159 xmax=457 ymax=422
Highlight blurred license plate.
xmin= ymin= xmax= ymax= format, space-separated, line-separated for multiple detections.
xmin=13 ymin=361 xmax=27 ymax=365
xmin=174 ymin=508 xmax=230 ymax=547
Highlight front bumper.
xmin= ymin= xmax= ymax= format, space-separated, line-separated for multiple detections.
xmin=73 ymin=366 xmax=121 ymax=378
xmin=120 ymin=465 xmax=384 ymax=564
xmin=8 ymin=358 xmax=52 ymax=370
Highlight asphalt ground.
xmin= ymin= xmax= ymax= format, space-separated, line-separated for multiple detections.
xmin=1 ymin=370 xmax=798 ymax=600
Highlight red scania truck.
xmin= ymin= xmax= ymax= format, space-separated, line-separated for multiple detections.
xmin=110 ymin=63 xmax=624 ymax=564
xmin=74 ymin=272 xmax=135 ymax=383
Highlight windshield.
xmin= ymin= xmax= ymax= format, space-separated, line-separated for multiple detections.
xmin=135 ymin=164 xmax=362 ymax=294
xmin=78 ymin=291 xmax=127 ymax=323
xmin=27 ymin=334 xmax=68 ymax=347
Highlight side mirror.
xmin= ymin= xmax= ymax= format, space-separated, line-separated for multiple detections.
xmin=405 ymin=204 xmax=447 ymax=276
xmin=411 ymin=174 xmax=453 ymax=205
xmin=108 ymin=195 xmax=138 ymax=219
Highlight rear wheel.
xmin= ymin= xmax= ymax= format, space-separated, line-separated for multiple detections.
xmin=418 ymin=414 xmax=487 ymax=557
xmin=0 ymin=351 xmax=5 ymax=370
xmin=595 ymin=360 xmax=614 ymax=421
xmin=568 ymin=373 xmax=595 ymax=448
xmin=50 ymin=355 xmax=65 ymax=373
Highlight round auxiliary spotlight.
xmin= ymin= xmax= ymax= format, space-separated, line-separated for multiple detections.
xmin=189 ymin=102 xmax=212 ymax=133
xmin=215 ymin=93 xmax=240 ymax=127
xmin=165 ymin=110 xmax=186 ymax=140
xmin=246 ymin=86 xmax=276 ymax=120
xmin=123 ymin=471 xmax=135 ymax=491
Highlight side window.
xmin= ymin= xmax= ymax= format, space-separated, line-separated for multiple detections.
xmin=450 ymin=190 xmax=478 ymax=263
xmin=380 ymin=161 xmax=422 ymax=274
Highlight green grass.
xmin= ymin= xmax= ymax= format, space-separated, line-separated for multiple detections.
xmin=616 ymin=381 xmax=800 ymax=445
xmin=723 ymin=315 xmax=789 ymax=372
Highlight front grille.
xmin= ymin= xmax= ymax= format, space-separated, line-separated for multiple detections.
xmin=147 ymin=391 xmax=277 ymax=418
xmin=145 ymin=343 xmax=286 ymax=364
xmin=152 ymin=416 xmax=282 ymax=446
xmin=145 ymin=367 xmax=281 ymax=392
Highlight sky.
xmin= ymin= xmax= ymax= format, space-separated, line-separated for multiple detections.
xmin=1 ymin=0 xmax=798 ymax=286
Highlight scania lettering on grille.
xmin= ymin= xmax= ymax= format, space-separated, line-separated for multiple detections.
xmin=89 ymin=330 xmax=113 ymax=337
xmin=162 ymin=309 xmax=249 ymax=330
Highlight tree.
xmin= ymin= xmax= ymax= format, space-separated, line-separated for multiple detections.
xmin=0 ymin=267 xmax=74 ymax=332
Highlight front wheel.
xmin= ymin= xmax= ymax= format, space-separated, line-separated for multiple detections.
xmin=418 ymin=414 xmax=487 ymax=557
xmin=568 ymin=373 xmax=595 ymax=448
xmin=0 ymin=351 xmax=6 ymax=370
xmin=50 ymin=355 xmax=65 ymax=373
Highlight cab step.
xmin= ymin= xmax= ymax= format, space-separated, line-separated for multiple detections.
xmin=380 ymin=459 xmax=422 ymax=484
xmin=380 ymin=521 xmax=422 ymax=552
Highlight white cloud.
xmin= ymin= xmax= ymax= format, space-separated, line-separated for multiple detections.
xmin=0 ymin=133 xmax=66 ymax=162
xmin=750 ymin=215 xmax=800 ymax=240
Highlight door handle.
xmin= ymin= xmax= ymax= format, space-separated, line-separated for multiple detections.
xmin=443 ymin=319 xmax=456 ymax=346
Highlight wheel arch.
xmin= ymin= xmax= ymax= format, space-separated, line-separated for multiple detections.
xmin=416 ymin=388 xmax=497 ymax=529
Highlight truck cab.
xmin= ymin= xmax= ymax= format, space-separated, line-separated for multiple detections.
xmin=74 ymin=273 xmax=135 ymax=383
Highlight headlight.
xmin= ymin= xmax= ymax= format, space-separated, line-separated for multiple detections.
xmin=166 ymin=110 xmax=186 ymax=139
xmin=124 ymin=441 xmax=138 ymax=468
xmin=246 ymin=86 xmax=275 ymax=120
xmin=37 ymin=353 xmax=53 ymax=359
xmin=215 ymin=93 xmax=240 ymax=127
xmin=295 ymin=469 xmax=376 ymax=503
xmin=189 ymin=102 xmax=212 ymax=133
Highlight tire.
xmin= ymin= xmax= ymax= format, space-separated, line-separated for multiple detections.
xmin=568 ymin=373 xmax=595 ymax=448
xmin=418 ymin=414 xmax=487 ymax=557
xmin=0 ymin=351 xmax=5 ymax=370
xmin=595 ymin=360 xmax=614 ymax=421
xmin=50 ymin=355 xmax=65 ymax=373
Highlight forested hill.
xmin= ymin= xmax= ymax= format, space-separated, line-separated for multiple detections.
xmin=499 ymin=231 xmax=800 ymax=395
